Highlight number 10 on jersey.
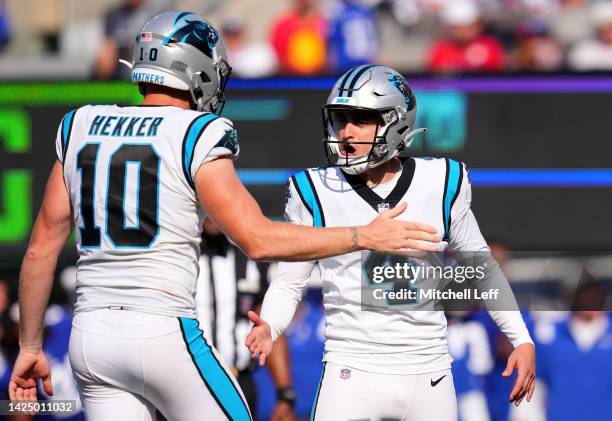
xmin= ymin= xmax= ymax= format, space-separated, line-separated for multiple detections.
xmin=77 ymin=143 xmax=160 ymax=248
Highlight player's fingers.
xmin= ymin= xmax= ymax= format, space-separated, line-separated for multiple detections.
xmin=15 ymin=386 xmax=24 ymax=401
xmin=26 ymin=386 xmax=36 ymax=401
xmin=245 ymin=331 xmax=256 ymax=347
xmin=258 ymin=352 xmax=267 ymax=367
xmin=527 ymin=376 xmax=536 ymax=402
xmin=519 ymin=371 xmax=534 ymax=403
xmin=515 ymin=391 xmax=527 ymax=406
xmin=509 ymin=367 xmax=527 ymax=402
xmin=515 ymin=374 xmax=533 ymax=407
xmin=14 ymin=377 xmax=36 ymax=390
xmin=402 ymin=240 xmax=441 ymax=252
xmin=42 ymin=374 xmax=54 ymax=396
xmin=401 ymin=221 xmax=438 ymax=234
xmin=385 ymin=202 xmax=407 ymax=218
xmin=404 ymin=229 xmax=442 ymax=243
xmin=502 ymin=356 xmax=516 ymax=377
xmin=247 ymin=310 xmax=261 ymax=326
xmin=8 ymin=381 xmax=16 ymax=401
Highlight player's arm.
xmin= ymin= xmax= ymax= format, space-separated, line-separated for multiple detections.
xmin=246 ymin=179 xmax=316 ymax=364
xmin=196 ymin=158 xmax=441 ymax=261
xmin=9 ymin=161 xmax=71 ymax=400
xmin=266 ymin=335 xmax=296 ymax=421
xmin=246 ymin=259 xmax=314 ymax=364
xmin=249 ymin=297 xmax=297 ymax=420
xmin=448 ymin=163 xmax=535 ymax=406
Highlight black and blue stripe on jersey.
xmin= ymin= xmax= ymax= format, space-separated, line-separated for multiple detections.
xmin=182 ymin=113 xmax=218 ymax=188
xmin=442 ymin=158 xmax=464 ymax=241
xmin=291 ymin=170 xmax=325 ymax=227
xmin=182 ymin=113 xmax=239 ymax=189
xmin=178 ymin=317 xmax=252 ymax=421
xmin=59 ymin=109 xmax=77 ymax=163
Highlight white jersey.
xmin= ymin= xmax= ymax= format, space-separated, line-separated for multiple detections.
xmin=261 ymin=157 xmax=532 ymax=374
xmin=55 ymin=105 xmax=239 ymax=318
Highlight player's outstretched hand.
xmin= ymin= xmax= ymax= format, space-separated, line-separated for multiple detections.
xmin=245 ymin=311 xmax=273 ymax=367
xmin=361 ymin=202 xmax=441 ymax=252
xmin=502 ymin=342 xmax=536 ymax=406
xmin=9 ymin=350 xmax=53 ymax=401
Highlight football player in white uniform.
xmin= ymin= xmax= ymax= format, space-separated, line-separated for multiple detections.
xmin=246 ymin=65 xmax=536 ymax=421
xmin=8 ymin=14 xmax=443 ymax=421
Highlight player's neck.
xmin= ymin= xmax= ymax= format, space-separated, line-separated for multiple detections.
xmin=360 ymin=157 xmax=401 ymax=186
xmin=141 ymin=92 xmax=192 ymax=109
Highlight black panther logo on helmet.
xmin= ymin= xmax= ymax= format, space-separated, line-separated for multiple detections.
xmin=162 ymin=19 xmax=219 ymax=59
xmin=388 ymin=74 xmax=416 ymax=111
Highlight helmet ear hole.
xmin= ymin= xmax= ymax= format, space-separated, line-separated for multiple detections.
xmin=200 ymin=72 xmax=211 ymax=83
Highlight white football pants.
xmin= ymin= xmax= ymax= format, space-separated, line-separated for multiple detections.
xmin=68 ymin=308 xmax=251 ymax=421
xmin=311 ymin=363 xmax=457 ymax=421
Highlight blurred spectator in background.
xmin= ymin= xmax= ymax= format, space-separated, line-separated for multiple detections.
xmin=0 ymin=279 xmax=19 ymax=401
xmin=535 ymin=279 xmax=612 ymax=421
xmin=427 ymin=0 xmax=506 ymax=73
xmin=513 ymin=18 xmax=564 ymax=71
xmin=0 ymin=0 xmax=11 ymax=51
xmin=0 ymin=278 xmax=49 ymax=421
xmin=326 ymin=0 xmax=378 ymax=73
xmin=95 ymin=0 xmax=146 ymax=80
xmin=475 ymin=241 xmax=535 ymax=421
xmin=94 ymin=0 xmax=173 ymax=80
xmin=253 ymin=287 xmax=325 ymax=420
xmin=39 ymin=304 xmax=85 ymax=421
xmin=547 ymin=0 xmax=593 ymax=48
xmin=568 ymin=2 xmax=612 ymax=71
xmin=447 ymin=311 xmax=494 ymax=421
xmin=271 ymin=0 xmax=327 ymax=75
xmin=508 ymin=0 xmax=559 ymax=18
xmin=222 ymin=18 xmax=278 ymax=78
xmin=196 ymin=218 xmax=296 ymax=421
xmin=0 ymin=268 xmax=84 ymax=420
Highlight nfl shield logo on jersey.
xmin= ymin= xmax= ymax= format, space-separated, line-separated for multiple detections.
xmin=377 ymin=202 xmax=390 ymax=214
xmin=340 ymin=368 xmax=351 ymax=379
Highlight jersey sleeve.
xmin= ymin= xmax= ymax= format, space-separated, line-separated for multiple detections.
xmin=284 ymin=176 xmax=314 ymax=226
xmin=184 ymin=115 xmax=240 ymax=188
xmin=488 ymin=311 xmax=534 ymax=348
xmin=449 ymin=164 xmax=534 ymax=347
xmin=55 ymin=109 xmax=78 ymax=164
xmin=448 ymin=163 xmax=489 ymax=252
xmin=260 ymin=259 xmax=315 ymax=341
xmin=258 ymin=176 xmax=317 ymax=340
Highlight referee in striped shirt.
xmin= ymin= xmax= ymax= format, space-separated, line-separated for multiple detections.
xmin=196 ymin=218 xmax=296 ymax=421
